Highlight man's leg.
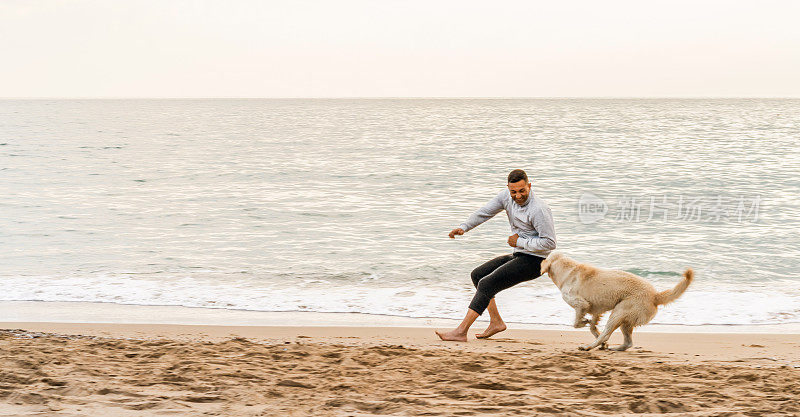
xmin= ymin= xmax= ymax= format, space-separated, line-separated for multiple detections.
xmin=437 ymin=254 xmax=544 ymax=341
xmin=470 ymin=255 xmax=514 ymax=338
xmin=469 ymin=254 xmax=543 ymax=318
xmin=436 ymin=255 xmax=512 ymax=342
xmin=434 ymin=309 xmax=479 ymax=342
xmin=476 ymin=299 xmax=506 ymax=339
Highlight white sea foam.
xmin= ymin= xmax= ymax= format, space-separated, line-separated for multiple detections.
xmin=2 ymin=273 xmax=798 ymax=326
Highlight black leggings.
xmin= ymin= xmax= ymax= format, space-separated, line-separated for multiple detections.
xmin=469 ymin=252 xmax=545 ymax=315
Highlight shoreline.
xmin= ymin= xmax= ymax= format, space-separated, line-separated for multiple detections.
xmin=1 ymin=300 xmax=799 ymax=334
xmin=4 ymin=321 xmax=800 ymax=363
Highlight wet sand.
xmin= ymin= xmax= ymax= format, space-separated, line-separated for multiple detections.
xmin=1 ymin=322 xmax=799 ymax=416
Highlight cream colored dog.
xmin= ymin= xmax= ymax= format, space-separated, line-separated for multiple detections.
xmin=541 ymin=251 xmax=693 ymax=351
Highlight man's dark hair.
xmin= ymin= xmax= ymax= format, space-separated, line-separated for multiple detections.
xmin=507 ymin=169 xmax=529 ymax=184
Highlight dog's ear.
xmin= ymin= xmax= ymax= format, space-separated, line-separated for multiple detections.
xmin=541 ymin=251 xmax=562 ymax=276
xmin=540 ymin=257 xmax=551 ymax=275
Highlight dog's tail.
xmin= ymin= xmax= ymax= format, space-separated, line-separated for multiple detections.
xmin=655 ymin=268 xmax=694 ymax=306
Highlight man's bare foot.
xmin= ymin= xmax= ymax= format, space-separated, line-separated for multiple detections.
xmin=435 ymin=329 xmax=467 ymax=342
xmin=475 ymin=322 xmax=507 ymax=339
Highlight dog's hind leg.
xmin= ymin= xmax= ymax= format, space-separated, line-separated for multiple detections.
xmin=579 ymin=310 xmax=624 ymax=351
xmin=609 ymin=323 xmax=633 ymax=351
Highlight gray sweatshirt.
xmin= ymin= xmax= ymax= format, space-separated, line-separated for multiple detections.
xmin=459 ymin=188 xmax=557 ymax=258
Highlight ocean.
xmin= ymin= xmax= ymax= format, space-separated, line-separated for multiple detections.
xmin=1 ymin=98 xmax=799 ymax=326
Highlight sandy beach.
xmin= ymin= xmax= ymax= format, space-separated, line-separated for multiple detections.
xmin=1 ymin=322 xmax=798 ymax=417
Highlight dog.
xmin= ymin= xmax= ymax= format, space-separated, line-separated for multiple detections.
xmin=541 ymin=251 xmax=693 ymax=351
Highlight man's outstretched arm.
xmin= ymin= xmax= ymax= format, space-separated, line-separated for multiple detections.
xmin=450 ymin=192 xmax=504 ymax=238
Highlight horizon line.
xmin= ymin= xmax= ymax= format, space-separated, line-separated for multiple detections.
xmin=1 ymin=96 xmax=799 ymax=100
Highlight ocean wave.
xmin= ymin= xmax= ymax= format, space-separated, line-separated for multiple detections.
xmin=1 ymin=273 xmax=799 ymax=327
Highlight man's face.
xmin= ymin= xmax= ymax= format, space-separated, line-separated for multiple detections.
xmin=508 ymin=180 xmax=531 ymax=205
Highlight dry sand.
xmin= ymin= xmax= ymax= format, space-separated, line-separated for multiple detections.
xmin=1 ymin=322 xmax=799 ymax=416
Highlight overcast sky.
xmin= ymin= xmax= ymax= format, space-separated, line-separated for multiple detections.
xmin=2 ymin=0 xmax=799 ymax=98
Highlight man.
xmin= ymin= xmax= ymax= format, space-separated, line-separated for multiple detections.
xmin=435 ymin=169 xmax=556 ymax=342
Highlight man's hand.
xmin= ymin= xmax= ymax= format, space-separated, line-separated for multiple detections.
xmin=507 ymin=233 xmax=519 ymax=247
xmin=449 ymin=228 xmax=465 ymax=239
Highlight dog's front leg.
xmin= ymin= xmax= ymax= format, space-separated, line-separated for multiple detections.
xmin=562 ymin=294 xmax=590 ymax=328
xmin=589 ymin=314 xmax=607 ymax=350
xmin=589 ymin=314 xmax=600 ymax=337
xmin=579 ymin=312 xmax=624 ymax=351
